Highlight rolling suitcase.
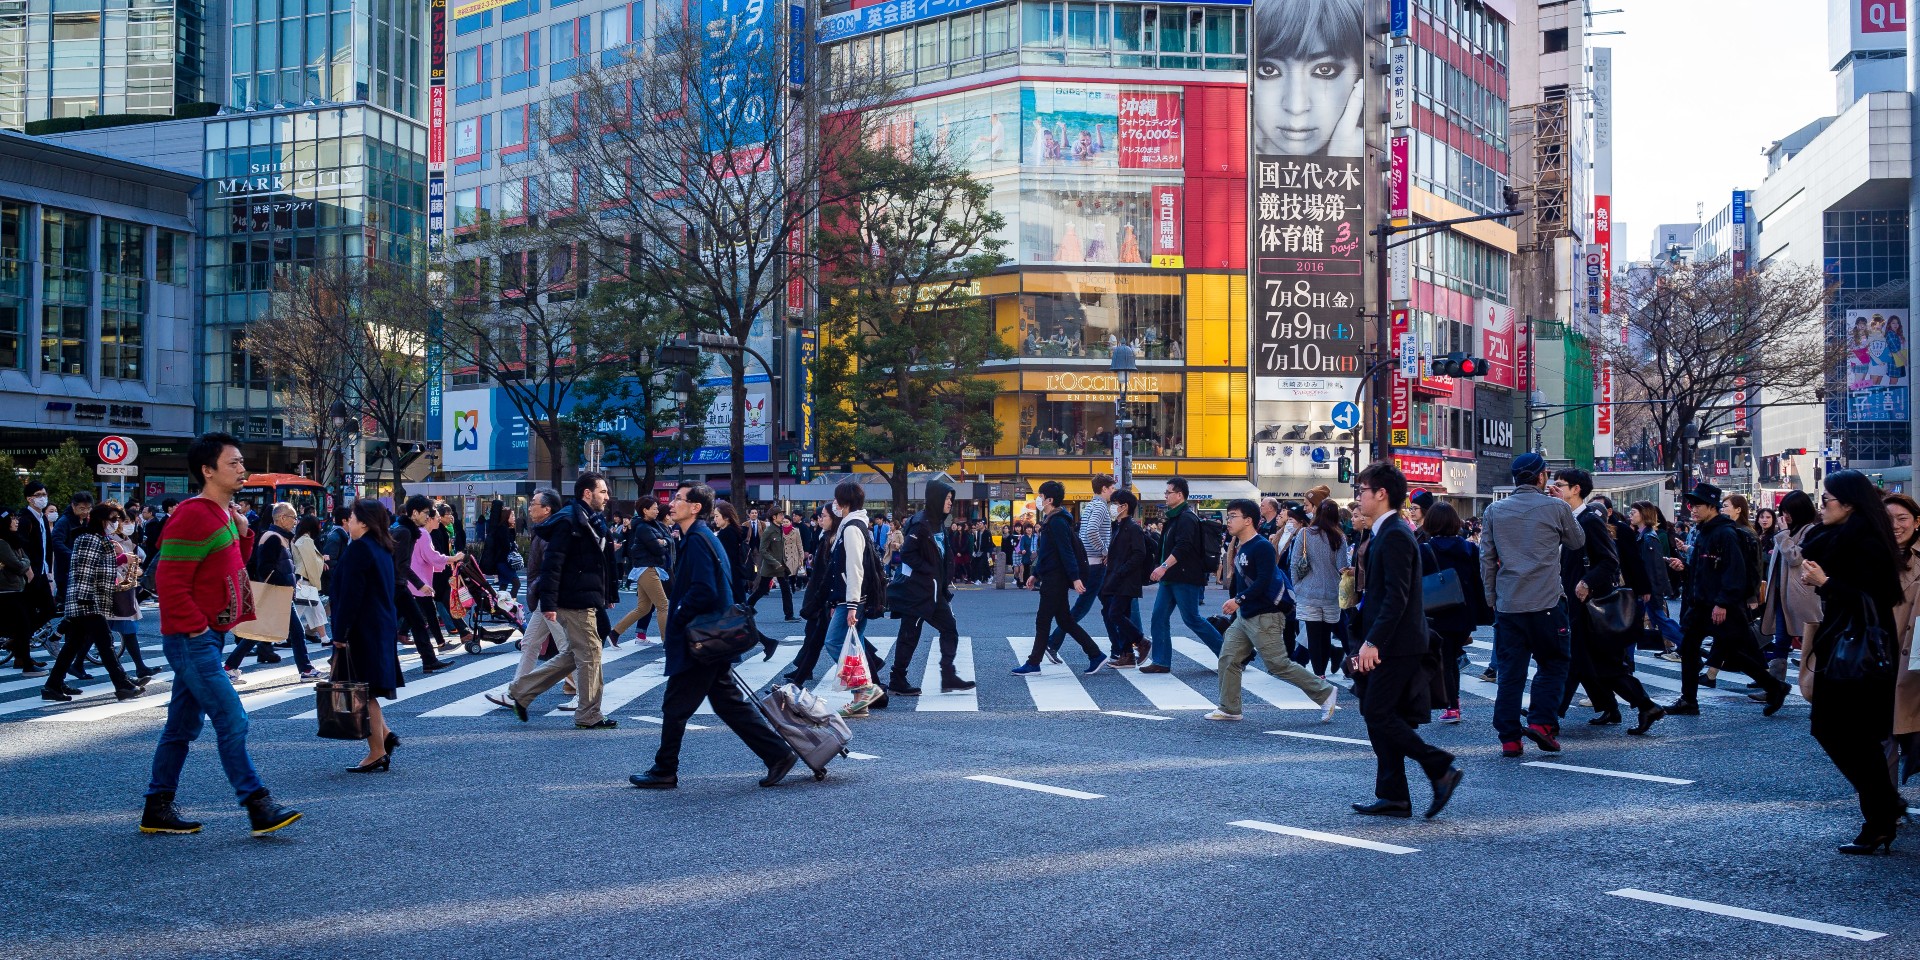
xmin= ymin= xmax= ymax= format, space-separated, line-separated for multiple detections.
xmin=733 ymin=671 xmax=851 ymax=781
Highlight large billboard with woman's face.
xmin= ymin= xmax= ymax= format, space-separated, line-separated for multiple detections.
xmin=1250 ymin=0 xmax=1367 ymax=402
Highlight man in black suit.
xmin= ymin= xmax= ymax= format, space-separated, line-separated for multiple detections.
xmin=1348 ymin=463 xmax=1464 ymax=820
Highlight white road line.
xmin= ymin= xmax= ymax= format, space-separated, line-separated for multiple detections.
xmin=1523 ymin=762 xmax=1694 ymax=785
xmin=589 ymin=654 xmax=671 ymax=716
xmin=1229 ymin=820 xmax=1419 ymax=855
xmin=698 ymin=643 xmax=799 ymax=715
xmin=1005 ymin=637 xmax=1099 ymax=711
xmin=846 ymin=751 xmax=880 ymax=760
xmin=292 ymin=650 xmax=523 ymax=719
xmin=629 ymin=715 xmax=710 ymax=730
xmin=1091 ymin=636 xmax=1213 ymax=710
xmin=810 ymin=635 xmax=897 ymax=714
xmin=1171 ymin=636 xmax=1320 ymax=709
xmin=423 ymin=643 xmax=647 ymax=716
xmin=36 ymin=664 xmax=302 ymax=722
xmin=0 ymin=671 xmax=173 ymax=717
xmin=1606 ymin=889 xmax=1885 ymax=942
xmin=964 ymin=775 xmax=1103 ymax=800
xmin=1266 ymin=730 xmax=1374 ymax=746
xmin=1103 ymin=710 xmax=1172 ymax=721
xmin=917 ymin=635 xmax=978 ymax=712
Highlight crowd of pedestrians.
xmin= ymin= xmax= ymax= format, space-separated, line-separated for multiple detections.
xmin=6 ymin=429 xmax=1915 ymax=851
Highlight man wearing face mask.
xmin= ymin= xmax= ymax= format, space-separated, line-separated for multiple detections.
xmin=19 ymin=482 xmax=57 ymax=647
xmin=52 ymin=491 xmax=93 ymax=602
xmin=888 ymin=478 xmax=977 ymax=695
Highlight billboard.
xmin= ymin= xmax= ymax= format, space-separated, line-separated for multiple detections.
xmin=1477 ymin=298 xmax=1516 ymax=389
xmin=1846 ymin=308 xmax=1911 ymax=422
xmin=441 ymin=387 xmax=532 ymax=472
xmin=1021 ymin=85 xmax=1185 ymax=170
xmin=1250 ymin=0 xmax=1366 ymax=402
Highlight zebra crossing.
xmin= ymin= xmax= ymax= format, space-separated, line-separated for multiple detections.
xmin=0 ymin=628 xmax=1801 ymax=727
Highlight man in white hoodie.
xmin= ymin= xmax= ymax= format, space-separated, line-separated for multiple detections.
xmin=821 ymin=480 xmax=886 ymax=717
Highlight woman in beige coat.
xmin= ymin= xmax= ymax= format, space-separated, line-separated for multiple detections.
xmin=1882 ymin=494 xmax=1920 ymax=786
xmin=1762 ymin=492 xmax=1822 ymax=686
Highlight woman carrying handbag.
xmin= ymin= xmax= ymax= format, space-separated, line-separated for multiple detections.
xmin=328 ymin=499 xmax=403 ymax=773
xmin=1799 ymin=470 xmax=1907 ymax=854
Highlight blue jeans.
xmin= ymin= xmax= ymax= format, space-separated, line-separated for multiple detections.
xmin=148 ymin=630 xmax=265 ymax=802
xmin=821 ymin=604 xmax=883 ymax=684
xmin=1047 ymin=563 xmax=1105 ymax=652
xmin=1491 ymin=603 xmax=1572 ymax=742
xmin=1149 ymin=581 xmax=1224 ymax=667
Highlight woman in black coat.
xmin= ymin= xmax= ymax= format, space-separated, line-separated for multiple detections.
xmin=331 ymin=499 xmax=403 ymax=773
xmin=1419 ymin=503 xmax=1488 ymax=723
xmin=1800 ymin=470 xmax=1908 ymax=854
xmin=1101 ymin=490 xmax=1151 ymax=665
xmin=712 ymin=501 xmax=749 ymax=605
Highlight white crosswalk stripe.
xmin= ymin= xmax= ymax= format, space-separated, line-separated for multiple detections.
xmin=917 ymin=635 xmax=977 ymax=711
xmin=1005 ymin=636 xmax=1099 ymax=711
xmin=1083 ymin=636 xmax=1213 ymax=710
xmin=1169 ymin=636 xmax=1321 ymax=710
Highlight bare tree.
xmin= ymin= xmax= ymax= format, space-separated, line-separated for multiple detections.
xmin=540 ymin=9 xmax=901 ymax=503
xmin=1608 ymin=259 xmax=1837 ymax=482
xmin=567 ymin=274 xmax=719 ymax=495
xmin=252 ymin=267 xmax=355 ymax=488
xmin=811 ymin=143 xmax=1009 ymax=509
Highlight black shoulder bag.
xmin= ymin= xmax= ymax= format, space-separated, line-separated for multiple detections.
xmin=685 ymin=529 xmax=774 ymax=666
xmin=1821 ymin=592 xmax=1895 ymax=682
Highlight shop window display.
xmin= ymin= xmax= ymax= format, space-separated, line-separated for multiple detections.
xmin=1017 ymin=274 xmax=1182 ymax=360
xmin=1020 ymin=392 xmax=1184 ymax=458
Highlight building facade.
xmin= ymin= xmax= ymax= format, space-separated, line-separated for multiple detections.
xmin=0 ymin=0 xmax=217 ymax=130
xmin=0 ymin=130 xmax=200 ymax=494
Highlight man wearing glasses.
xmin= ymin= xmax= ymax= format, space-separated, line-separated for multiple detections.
xmin=1476 ymin=452 xmax=1584 ymax=758
xmin=1347 ymin=462 xmax=1463 ymax=820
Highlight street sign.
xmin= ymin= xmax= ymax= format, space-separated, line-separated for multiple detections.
xmin=96 ymin=464 xmax=137 ymax=477
xmin=97 ymin=435 xmax=138 ymax=465
xmin=1330 ymin=401 xmax=1362 ymax=432
xmin=1398 ymin=334 xmax=1418 ymax=379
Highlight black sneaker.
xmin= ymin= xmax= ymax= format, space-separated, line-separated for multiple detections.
xmin=1664 ymin=699 xmax=1701 ymax=715
xmin=139 ymin=793 xmax=202 ymax=835
xmin=242 ymin=790 xmax=301 ymax=836
xmin=575 ymin=719 xmax=618 ymax=730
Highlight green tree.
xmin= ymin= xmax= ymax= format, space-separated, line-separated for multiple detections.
xmin=35 ymin=439 xmax=93 ymax=507
xmin=811 ymin=144 xmax=1009 ymax=509
xmin=0 ymin=450 xmax=23 ymax=507
xmin=566 ymin=282 xmax=718 ymax=497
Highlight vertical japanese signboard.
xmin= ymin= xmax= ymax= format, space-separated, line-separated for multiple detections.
xmin=1250 ymin=0 xmax=1367 ymax=402
xmin=1117 ymin=91 xmax=1185 ymax=168
xmin=430 ymin=0 xmax=447 ymax=257
xmin=1594 ymin=361 xmax=1614 ymax=457
xmin=1731 ymin=189 xmax=1748 ymax=276
xmin=1477 ymin=298 xmax=1516 ymax=389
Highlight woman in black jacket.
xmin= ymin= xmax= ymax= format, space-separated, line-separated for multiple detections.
xmin=1420 ymin=503 xmax=1488 ymax=724
xmin=713 ymin=501 xmax=749 ymax=605
xmin=1800 ymin=469 xmax=1907 ymax=854
xmin=1102 ymin=490 xmax=1151 ymax=666
xmin=482 ymin=500 xmax=519 ymax=597
xmin=612 ymin=498 xmax=673 ymax=643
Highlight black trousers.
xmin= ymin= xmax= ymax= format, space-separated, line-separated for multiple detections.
xmin=1809 ymin=673 xmax=1905 ymax=831
xmin=747 ymin=575 xmax=794 ymax=619
xmin=1358 ymin=655 xmax=1454 ymax=804
xmin=1434 ymin=627 xmax=1472 ymax=711
xmin=1304 ymin=621 xmax=1340 ymax=676
xmin=395 ymin=589 xmax=443 ymax=666
xmin=1679 ymin=606 xmax=1776 ymax=702
xmin=893 ymin=601 xmax=960 ymax=683
xmin=651 ymin=658 xmax=794 ymax=776
xmin=1 ymin=591 xmax=35 ymax=665
xmin=1028 ymin=583 xmax=1099 ymax=666
xmin=1101 ymin=593 xmax=1144 ymax=657
xmin=47 ymin=614 xmax=134 ymax=694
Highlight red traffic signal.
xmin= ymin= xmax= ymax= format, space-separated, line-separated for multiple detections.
xmin=1428 ymin=351 xmax=1488 ymax=379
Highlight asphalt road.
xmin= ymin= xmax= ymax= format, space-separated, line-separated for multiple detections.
xmin=4 ymin=582 xmax=1916 ymax=960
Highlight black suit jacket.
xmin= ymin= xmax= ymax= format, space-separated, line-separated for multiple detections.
xmin=1357 ymin=514 xmax=1427 ymax=659
xmin=1561 ymin=502 xmax=1620 ymax=597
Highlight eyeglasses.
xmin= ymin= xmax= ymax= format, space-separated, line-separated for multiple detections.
xmin=1820 ymin=495 xmax=1835 ymax=506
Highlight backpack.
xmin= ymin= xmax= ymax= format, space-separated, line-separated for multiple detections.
xmin=1195 ymin=516 xmax=1228 ymax=569
xmin=840 ymin=518 xmax=888 ymax=618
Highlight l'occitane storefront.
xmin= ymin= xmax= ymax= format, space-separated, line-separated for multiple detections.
xmin=951 ymin=269 xmax=1251 ymax=500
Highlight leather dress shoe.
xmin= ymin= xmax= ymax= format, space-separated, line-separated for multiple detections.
xmin=1424 ymin=767 xmax=1464 ymax=819
xmin=759 ymin=752 xmax=798 ymax=787
xmin=1587 ymin=709 xmax=1621 ymax=726
xmin=1351 ymin=799 xmax=1413 ymax=818
xmin=629 ymin=770 xmax=678 ymax=789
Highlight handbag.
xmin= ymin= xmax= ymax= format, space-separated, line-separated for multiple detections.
xmin=232 ymin=580 xmax=294 ymax=642
xmin=1337 ymin=569 xmax=1358 ymax=610
xmin=1822 ymin=594 xmax=1895 ymax=681
xmin=1585 ymin=587 xmax=1637 ymax=637
xmin=684 ymin=529 xmax=770 ymax=665
xmin=1422 ymin=568 xmax=1465 ymax=612
xmin=314 ymin=643 xmax=371 ymax=741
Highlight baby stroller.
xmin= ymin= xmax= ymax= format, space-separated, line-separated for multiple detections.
xmin=454 ymin=555 xmax=524 ymax=647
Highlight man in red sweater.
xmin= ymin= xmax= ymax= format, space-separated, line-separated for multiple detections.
xmin=140 ymin=433 xmax=302 ymax=837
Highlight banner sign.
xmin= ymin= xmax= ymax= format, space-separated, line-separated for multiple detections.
xmin=1845 ymin=308 xmax=1910 ymax=422
xmin=430 ymin=87 xmax=447 ymax=166
xmin=1594 ymin=360 xmax=1613 ymax=458
xmin=428 ymin=173 xmax=446 ymax=255
xmin=1390 ymin=133 xmax=1410 ymax=220
xmin=1394 ymin=452 xmax=1443 ymax=485
xmin=1117 ymin=91 xmax=1185 ymax=169
xmin=1151 ymin=186 xmax=1183 ymax=258
xmin=1477 ymin=298 xmax=1516 ymax=389
xmin=821 ymin=0 xmax=1249 ymax=43
xmin=431 ymin=0 xmax=447 ymax=86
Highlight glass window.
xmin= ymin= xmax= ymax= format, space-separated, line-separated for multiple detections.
xmin=1065 ymin=2 xmax=1102 ymax=49
xmin=157 ymin=230 xmax=189 ymax=286
xmin=455 ymin=46 xmax=480 ymax=85
xmin=1018 ymin=277 xmax=1183 ymax=361
xmin=501 ymin=105 xmax=527 ymax=146
xmin=0 ymin=298 xmax=21 ymax=370
xmin=503 ymin=32 xmax=528 ymax=74
xmin=1019 ymin=181 xmax=1167 ymax=268
xmin=1024 ymin=393 xmax=1185 ymax=458
xmin=102 ymin=220 xmax=146 ymax=278
xmin=950 ymin=11 xmax=977 ymax=61
xmin=602 ymin=6 xmax=628 ymax=48
xmin=42 ymin=305 xmax=87 ymax=376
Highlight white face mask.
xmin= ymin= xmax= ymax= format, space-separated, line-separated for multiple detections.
xmin=28 ymin=495 xmax=47 ymax=510
xmin=119 ymin=521 xmax=135 ymax=536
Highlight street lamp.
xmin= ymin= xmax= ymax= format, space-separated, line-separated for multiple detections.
xmin=1110 ymin=342 xmax=1136 ymax=492
xmin=683 ymin=332 xmax=783 ymax=508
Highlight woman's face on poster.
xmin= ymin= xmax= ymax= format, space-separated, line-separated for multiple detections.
xmin=1253 ymin=52 xmax=1360 ymax=155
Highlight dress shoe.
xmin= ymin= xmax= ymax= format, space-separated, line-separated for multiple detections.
xmin=39 ymin=687 xmax=72 ymax=702
xmin=1424 ymin=767 xmax=1464 ymax=819
xmin=422 ymin=659 xmax=457 ymax=674
xmin=941 ymin=676 xmax=976 ymax=692
xmin=115 ymin=686 xmax=146 ymax=701
xmin=1351 ymin=799 xmax=1413 ymax=818
xmin=1628 ymin=704 xmax=1665 ymax=736
xmin=629 ymin=770 xmax=678 ymax=789
xmin=1588 ymin=709 xmax=1621 ymax=726
xmin=1838 ymin=825 xmax=1897 ymax=855
xmin=575 ymin=719 xmax=618 ymax=730
xmin=1695 ymin=672 xmax=1717 ymax=689
xmin=346 ymin=754 xmax=391 ymax=773
xmin=1138 ymin=663 xmax=1170 ymax=674
xmin=887 ymin=678 xmax=922 ymax=696
xmin=760 ymin=752 xmax=798 ymax=787
xmin=870 ymin=690 xmax=890 ymax=710
xmin=1762 ymin=681 xmax=1790 ymax=717
xmin=1664 ymin=699 xmax=1700 ymax=715
xmin=384 ymin=731 xmax=400 ymax=754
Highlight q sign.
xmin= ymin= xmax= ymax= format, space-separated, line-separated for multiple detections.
xmin=1863 ymin=0 xmax=1907 ymax=33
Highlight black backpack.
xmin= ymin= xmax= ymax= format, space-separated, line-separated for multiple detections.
xmin=1731 ymin=523 xmax=1764 ymax=604
xmin=840 ymin=518 xmax=888 ymax=618
xmin=1196 ymin=516 xmax=1228 ymax=568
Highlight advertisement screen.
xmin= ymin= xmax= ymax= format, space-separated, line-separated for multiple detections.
xmin=1846 ymin=308 xmax=1911 ymax=422
xmin=1021 ymin=84 xmax=1186 ymax=170
xmin=1251 ymin=0 xmax=1367 ymax=401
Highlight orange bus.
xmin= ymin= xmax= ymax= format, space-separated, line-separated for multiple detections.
xmin=238 ymin=474 xmax=327 ymax=519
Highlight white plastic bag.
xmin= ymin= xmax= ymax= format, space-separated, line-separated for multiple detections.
xmin=828 ymin=629 xmax=870 ymax=692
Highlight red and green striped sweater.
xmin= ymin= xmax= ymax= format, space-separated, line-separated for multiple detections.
xmin=154 ymin=497 xmax=256 ymax=636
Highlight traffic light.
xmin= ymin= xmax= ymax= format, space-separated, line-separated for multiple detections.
xmin=1784 ymin=447 xmax=1807 ymax=457
xmin=1429 ymin=351 xmax=1488 ymax=378
xmin=1337 ymin=455 xmax=1352 ymax=483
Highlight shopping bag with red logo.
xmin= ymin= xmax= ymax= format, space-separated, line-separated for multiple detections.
xmin=830 ymin=629 xmax=870 ymax=692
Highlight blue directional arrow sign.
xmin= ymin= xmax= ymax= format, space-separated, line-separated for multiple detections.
xmin=1330 ymin=401 xmax=1362 ymax=431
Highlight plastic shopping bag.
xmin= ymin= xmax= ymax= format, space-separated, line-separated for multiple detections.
xmin=831 ymin=629 xmax=870 ymax=692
